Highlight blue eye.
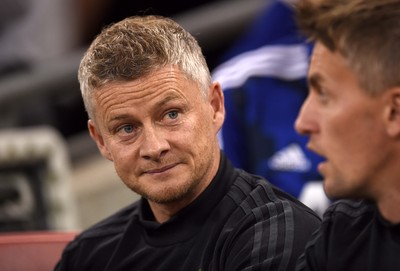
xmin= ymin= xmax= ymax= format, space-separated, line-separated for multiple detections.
xmin=122 ymin=125 xmax=134 ymax=133
xmin=167 ymin=111 xmax=179 ymax=119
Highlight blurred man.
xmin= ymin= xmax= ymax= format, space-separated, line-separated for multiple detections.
xmin=55 ymin=15 xmax=320 ymax=270
xmin=294 ymin=0 xmax=400 ymax=270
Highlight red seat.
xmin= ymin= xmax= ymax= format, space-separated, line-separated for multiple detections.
xmin=0 ymin=231 xmax=77 ymax=271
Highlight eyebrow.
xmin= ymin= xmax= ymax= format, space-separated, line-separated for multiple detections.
xmin=108 ymin=114 xmax=131 ymax=123
xmin=107 ymin=92 xmax=187 ymax=124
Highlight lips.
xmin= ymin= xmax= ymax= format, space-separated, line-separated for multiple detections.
xmin=306 ymin=141 xmax=327 ymax=174
xmin=143 ymin=163 xmax=178 ymax=174
xmin=306 ymin=141 xmax=325 ymax=158
xmin=317 ymin=160 xmax=327 ymax=175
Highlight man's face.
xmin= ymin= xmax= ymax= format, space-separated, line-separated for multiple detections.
xmin=88 ymin=66 xmax=224 ymax=206
xmin=295 ymin=43 xmax=390 ymax=200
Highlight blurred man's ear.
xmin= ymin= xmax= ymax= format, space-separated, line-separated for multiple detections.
xmin=385 ymin=88 xmax=400 ymax=137
xmin=88 ymin=119 xmax=113 ymax=161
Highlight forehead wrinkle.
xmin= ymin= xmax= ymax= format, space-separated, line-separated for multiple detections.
xmin=95 ymin=65 xmax=185 ymax=105
xmin=96 ymin=77 xmax=175 ymax=113
xmin=95 ymin=67 xmax=193 ymax=125
xmin=154 ymin=91 xmax=187 ymax=108
xmin=106 ymin=91 xmax=187 ymax=125
xmin=102 ymin=87 xmax=187 ymax=125
xmin=95 ymin=79 xmax=146 ymax=106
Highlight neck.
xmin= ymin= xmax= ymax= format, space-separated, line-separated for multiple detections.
xmin=376 ymin=186 xmax=400 ymax=224
xmin=148 ymin=202 xmax=181 ymax=224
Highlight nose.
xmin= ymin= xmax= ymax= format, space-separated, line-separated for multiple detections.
xmin=294 ymin=96 xmax=318 ymax=136
xmin=140 ymin=125 xmax=170 ymax=161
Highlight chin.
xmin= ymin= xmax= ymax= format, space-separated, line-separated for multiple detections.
xmin=324 ymin=183 xmax=359 ymax=201
xmin=143 ymin=182 xmax=195 ymax=204
xmin=323 ymin=180 xmax=341 ymax=200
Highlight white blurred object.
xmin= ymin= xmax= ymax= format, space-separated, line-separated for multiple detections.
xmin=0 ymin=126 xmax=78 ymax=230
xmin=0 ymin=0 xmax=79 ymax=72
xmin=298 ymin=181 xmax=331 ymax=218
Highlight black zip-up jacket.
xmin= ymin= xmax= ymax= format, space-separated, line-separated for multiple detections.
xmin=296 ymin=200 xmax=400 ymax=271
xmin=56 ymin=152 xmax=320 ymax=271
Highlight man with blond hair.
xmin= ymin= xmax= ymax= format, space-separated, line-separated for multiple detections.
xmin=294 ymin=0 xmax=400 ymax=270
xmin=55 ymin=15 xmax=320 ymax=271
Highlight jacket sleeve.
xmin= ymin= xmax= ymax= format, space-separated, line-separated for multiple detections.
xmin=216 ymin=199 xmax=321 ymax=271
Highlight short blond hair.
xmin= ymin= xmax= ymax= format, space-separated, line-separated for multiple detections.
xmin=295 ymin=0 xmax=400 ymax=95
xmin=78 ymin=15 xmax=212 ymax=118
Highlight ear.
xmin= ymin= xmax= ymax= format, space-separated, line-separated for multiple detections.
xmin=385 ymin=88 xmax=400 ymax=137
xmin=208 ymin=82 xmax=225 ymax=133
xmin=88 ymin=119 xmax=113 ymax=161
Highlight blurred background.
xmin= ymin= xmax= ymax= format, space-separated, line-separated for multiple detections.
xmin=0 ymin=0 xmax=328 ymax=233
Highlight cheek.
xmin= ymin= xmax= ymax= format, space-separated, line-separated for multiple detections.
xmin=108 ymin=143 xmax=137 ymax=172
xmin=196 ymin=118 xmax=216 ymax=146
xmin=185 ymin=111 xmax=215 ymax=139
xmin=180 ymin=116 xmax=216 ymax=162
xmin=326 ymin=112 xmax=385 ymax=178
xmin=324 ymin=108 xmax=371 ymax=148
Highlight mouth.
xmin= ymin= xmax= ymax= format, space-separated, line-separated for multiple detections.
xmin=307 ymin=141 xmax=325 ymax=158
xmin=317 ymin=160 xmax=327 ymax=175
xmin=143 ymin=163 xmax=179 ymax=175
xmin=306 ymin=142 xmax=327 ymax=174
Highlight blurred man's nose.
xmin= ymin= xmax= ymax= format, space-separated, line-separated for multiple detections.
xmin=294 ymin=96 xmax=318 ymax=136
